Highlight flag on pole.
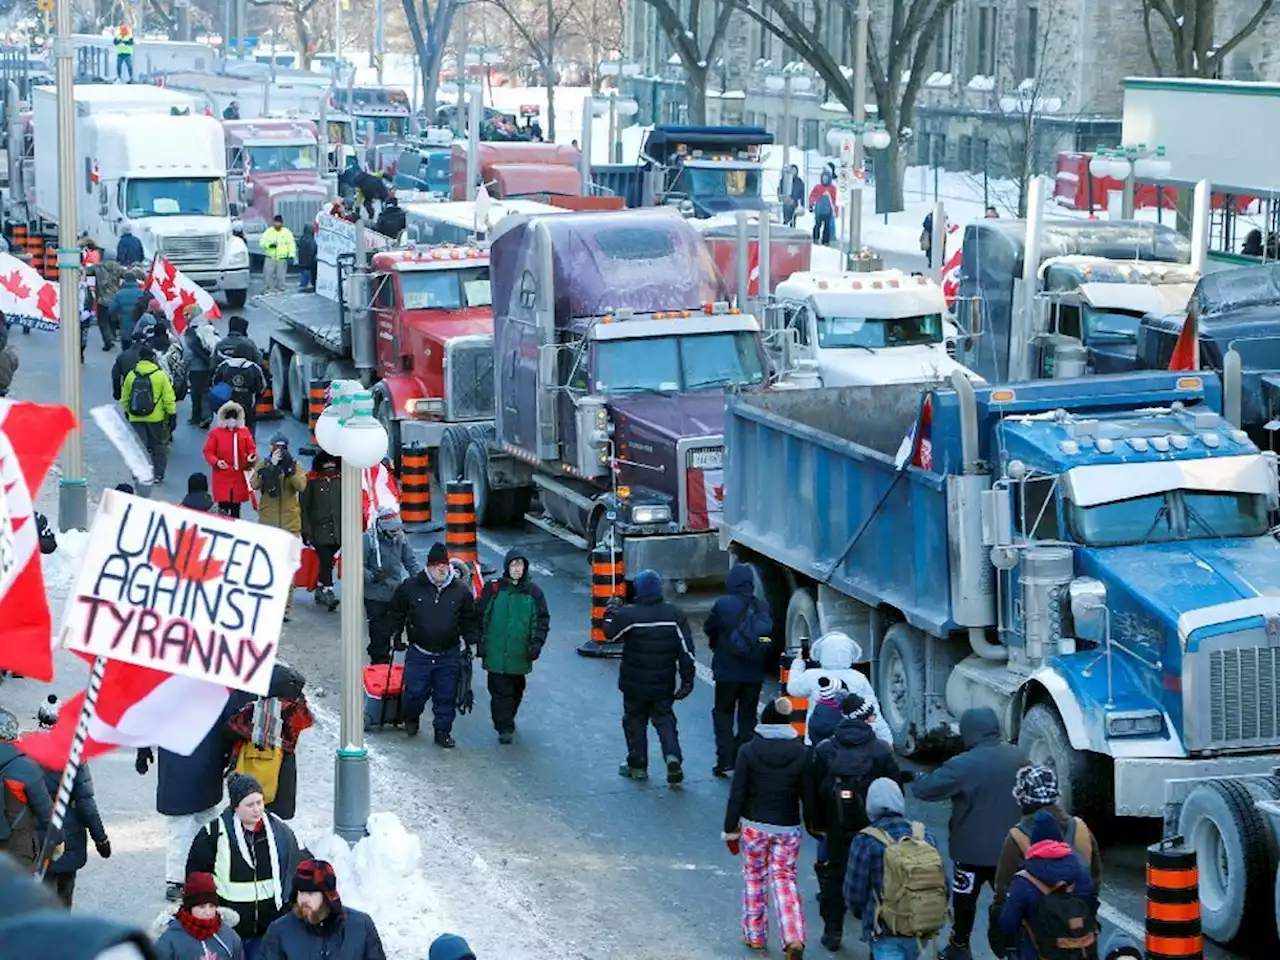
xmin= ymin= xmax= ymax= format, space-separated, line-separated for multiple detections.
xmin=941 ymin=224 xmax=963 ymax=310
xmin=145 ymin=256 xmax=222 ymax=333
xmin=0 ymin=399 xmax=77 ymax=682
xmin=0 ymin=251 xmax=60 ymax=331
xmin=361 ymin=461 xmax=401 ymax=529
xmin=747 ymin=242 xmax=761 ymax=297
xmin=1168 ymin=310 xmax=1200 ymax=371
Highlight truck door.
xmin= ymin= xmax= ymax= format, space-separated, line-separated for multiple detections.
xmin=371 ymin=271 xmax=400 ymax=376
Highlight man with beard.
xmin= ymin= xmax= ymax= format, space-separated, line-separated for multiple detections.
xmin=259 ymin=860 xmax=385 ymax=959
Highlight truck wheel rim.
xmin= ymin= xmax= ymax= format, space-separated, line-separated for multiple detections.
xmin=884 ymin=649 xmax=909 ymax=731
xmin=1191 ymin=814 xmax=1230 ymax=912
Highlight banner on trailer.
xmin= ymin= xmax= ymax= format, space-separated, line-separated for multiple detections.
xmin=58 ymin=491 xmax=301 ymax=694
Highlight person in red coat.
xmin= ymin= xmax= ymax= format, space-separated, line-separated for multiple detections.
xmin=203 ymin=400 xmax=258 ymax=518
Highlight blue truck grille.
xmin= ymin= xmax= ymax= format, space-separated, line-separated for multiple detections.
xmin=1209 ymin=646 xmax=1280 ymax=746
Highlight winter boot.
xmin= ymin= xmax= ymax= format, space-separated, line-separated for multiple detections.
xmin=784 ymin=944 xmax=804 ymax=960
xmin=498 ymin=731 xmax=514 ymax=744
xmin=323 ymin=586 xmax=339 ymax=611
xmin=434 ymin=731 xmax=456 ymax=748
xmin=820 ymin=926 xmax=842 ymax=951
xmin=939 ymin=944 xmax=972 ymax=960
xmin=405 ymin=718 xmax=420 ymax=736
xmin=618 ymin=763 xmax=648 ymax=780
xmin=665 ymin=755 xmax=684 ymax=785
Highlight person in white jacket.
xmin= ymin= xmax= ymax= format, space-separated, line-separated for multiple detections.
xmin=786 ymin=630 xmax=892 ymax=746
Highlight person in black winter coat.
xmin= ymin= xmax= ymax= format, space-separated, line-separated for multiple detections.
xmin=296 ymin=225 xmax=318 ymax=291
xmin=225 ymin=664 xmax=313 ymax=822
xmin=604 ymin=568 xmax=696 ymax=784
xmin=0 ymin=711 xmax=55 ymax=873
xmin=41 ymin=763 xmax=110 ymax=907
xmin=213 ymin=317 xmax=267 ymax=435
xmin=704 ymin=563 xmax=774 ymax=777
xmin=386 ymin=542 xmax=481 ymax=747
xmin=183 ymin=311 xmax=217 ymax=427
xmin=34 ymin=512 xmax=57 ymax=554
xmin=111 ymin=340 xmax=146 ymax=401
xmin=722 ymin=698 xmax=815 ymax=954
xmin=810 ymin=694 xmax=902 ymax=950
xmin=0 ymin=853 xmax=157 ymax=959
xmin=181 ymin=472 xmax=215 ymax=512
xmin=259 ymin=859 xmax=386 ymax=960
xmin=913 ymin=705 xmax=1026 ymax=959
xmin=300 ymin=451 xmax=342 ymax=611
xmin=115 ymin=222 xmax=145 ymax=266
xmin=373 ymin=197 xmax=406 ymax=239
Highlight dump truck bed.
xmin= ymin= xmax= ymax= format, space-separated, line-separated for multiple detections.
xmin=257 ymin=292 xmax=346 ymax=355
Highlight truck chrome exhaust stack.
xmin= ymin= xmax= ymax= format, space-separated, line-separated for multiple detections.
xmin=951 ymin=369 xmax=980 ymax=470
xmin=1224 ymin=348 xmax=1243 ymax=428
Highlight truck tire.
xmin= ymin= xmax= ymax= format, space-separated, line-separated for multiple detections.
xmin=437 ymin=426 xmax=470 ymax=489
xmin=226 ymin=288 xmax=248 ymax=308
xmin=1178 ymin=777 xmax=1275 ymax=946
xmin=464 ymin=439 xmax=498 ymax=526
xmin=784 ymin=587 xmax=820 ymax=658
xmin=876 ymin=623 xmax=927 ymax=756
xmin=1018 ymin=703 xmax=1110 ymax=823
xmin=269 ymin=344 xmax=291 ymax=413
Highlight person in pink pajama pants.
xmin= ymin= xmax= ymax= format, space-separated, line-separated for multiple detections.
xmin=722 ymin=697 xmax=816 ymax=957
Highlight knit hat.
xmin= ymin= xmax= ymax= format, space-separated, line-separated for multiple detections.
xmin=429 ymin=933 xmax=478 ymax=960
xmin=375 ymin=508 xmax=403 ymax=533
xmin=1013 ymin=764 xmax=1060 ymax=807
xmin=816 ymin=676 xmax=847 ymax=701
xmin=228 ymin=315 xmax=248 ymax=334
xmin=1029 ymin=808 xmax=1064 ymax=844
xmin=759 ymin=697 xmax=793 ymax=726
xmin=227 ymin=773 xmax=264 ymax=809
xmin=633 ymin=568 xmax=663 ymax=602
xmin=841 ymin=693 xmax=875 ymax=722
xmin=182 ymin=872 xmax=219 ymax=910
xmin=427 ymin=542 xmax=449 ymax=565
xmin=187 ymin=472 xmax=209 ymax=494
xmin=115 ymin=483 xmax=135 ymax=494
xmin=293 ymin=859 xmax=342 ymax=912
xmin=269 ymin=431 xmax=289 ymax=449
xmin=0 ymin=708 xmax=17 ymax=741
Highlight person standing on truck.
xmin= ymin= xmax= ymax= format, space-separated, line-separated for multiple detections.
xmin=364 ymin=508 xmax=420 ymax=665
xmin=704 ymin=564 xmax=774 ymax=777
xmin=912 ymin=706 xmax=1026 ymax=960
xmin=122 ymin=343 xmax=178 ymax=486
xmin=260 ymin=216 xmax=297 ymax=295
xmin=786 ymin=631 xmax=891 ymax=746
xmin=114 ymin=24 xmax=134 ymax=83
xmin=478 ymin=548 xmax=550 ymax=744
xmin=252 ymin=435 xmax=308 ymax=620
xmin=385 ymin=542 xmax=481 ymax=747
xmin=605 ymin=569 xmax=696 ymax=785
xmin=374 ymin=197 xmax=406 ymax=240
xmin=116 ymin=221 xmax=144 ymax=265
xmin=296 ymin=224 xmax=318 ymax=292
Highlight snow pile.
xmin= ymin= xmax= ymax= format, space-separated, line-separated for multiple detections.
xmin=41 ymin=528 xmax=90 ymax=596
xmin=307 ymin=812 xmax=458 ymax=958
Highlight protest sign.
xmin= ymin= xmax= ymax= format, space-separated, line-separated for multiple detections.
xmin=59 ymin=490 xmax=301 ymax=695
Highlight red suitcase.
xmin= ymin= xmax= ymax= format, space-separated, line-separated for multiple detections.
xmin=363 ymin=661 xmax=404 ymax=728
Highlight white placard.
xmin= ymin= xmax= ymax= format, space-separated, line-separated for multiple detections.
xmin=59 ymin=491 xmax=301 ymax=694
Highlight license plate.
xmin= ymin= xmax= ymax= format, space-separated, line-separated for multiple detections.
xmin=690 ymin=448 xmax=723 ymax=469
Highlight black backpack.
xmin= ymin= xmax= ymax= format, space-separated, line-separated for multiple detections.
xmin=826 ymin=772 xmax=871 ymax=842
xmin=727 ymin=598 xmax=772 ymax=660
xmin=1017 ymin=871 xmax=1099 ymax=960
xmin=127 ymin=365 xmax=158 ymax=417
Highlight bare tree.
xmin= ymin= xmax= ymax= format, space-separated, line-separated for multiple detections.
xmin=1142 ymin=0 xmax=1274 ymax=76
xmin=737 ymin=0 xmax=960 ymax=211
xmin=634 ymin=0 xmax=735 ymax=124
xmin=403 ymin=0 xmax=462 ymax=115
xmin=565 ymin=0 xmax=623 ymax=90
xmin=484 ymin=0 xmax=578 ymax=138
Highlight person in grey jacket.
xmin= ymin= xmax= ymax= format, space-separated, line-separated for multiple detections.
xmin=364 ymin=507 xmax=420 ymax=664
xmin=912 ymin=706 xmax=1026 ymax=960
xmin=153 ymin=872 xmax=245 ymax=959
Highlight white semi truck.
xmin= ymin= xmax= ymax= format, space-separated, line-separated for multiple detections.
xmin=23 ymin=84 xmax=249 ymax=306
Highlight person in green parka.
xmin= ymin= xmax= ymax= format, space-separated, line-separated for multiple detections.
xmin=479 ymin=548 xmax=550 ymax=743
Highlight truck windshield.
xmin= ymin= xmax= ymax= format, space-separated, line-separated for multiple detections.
xmin=398 ymin=266 xmax=490 ymax=310
xmin=246 ymin=144 xmax=319 ymax=173
xmin=125 ymin=178 xmax=227 ymax=217
xmin=326 ymin=121 xmax=354 ymax=146
xmin=1084 ymin=306 xmax=1142 ymax=343
xmin=357 ymin=116 xmax=407 ymax=138
xmin=594 ymin=332 xmax=765 ymax=394
xmin=685 ymin=167 xmax=760 ymax=199
xmin=424 ymin=154 xmax=451 ymax=190
xmin=816 ymin=312 xmax=944 ymax=349
xmin=1067 ymin=490 xmax=1269 ymax=546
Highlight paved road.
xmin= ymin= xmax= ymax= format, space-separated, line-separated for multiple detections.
xmin=0 ymin=279 xmax=1242 ymax=958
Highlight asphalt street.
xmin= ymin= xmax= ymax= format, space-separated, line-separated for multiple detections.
xmin=0 ymin=275 xmax=1239 ymax=959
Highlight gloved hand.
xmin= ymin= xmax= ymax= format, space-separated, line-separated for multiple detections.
xmin=722 ymin=833 xmax=741 ymax=856
xmin=52 ymin=842 xmax=65 ymax=861
xmin=96 ymin=838 xmax=112 ymax=859
xmin=167 ymin=414 xmax=177 ymax=433
xmin=135 ymin=747 xmax=154 ymax=775
xmin=674 ymin=680 xmax=694 ymax=701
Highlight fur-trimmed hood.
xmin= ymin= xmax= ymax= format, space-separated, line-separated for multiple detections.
xmin=215 ymin=400 xmax=247 ymax=427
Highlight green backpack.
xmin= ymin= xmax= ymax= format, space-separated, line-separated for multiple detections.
xmin=862 ymin=822 xmax=949 ymax=938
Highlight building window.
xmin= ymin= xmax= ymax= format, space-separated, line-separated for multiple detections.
xmin=959 ymin=134 xmax=972 ymax=169
xmin=934 ymin=8 xmax=954 ymax=73
xmin=972 ymin=5 xmax=997 ymax=77
xmin=1018 ymin=5 xmax=1040 ymax=80
xmin=805 ymin=119 xmax=819 ymax=151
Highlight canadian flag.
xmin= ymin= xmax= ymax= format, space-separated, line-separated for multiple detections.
xmin=361 ymin=461 xmax=401 ymax=530
xmin=941 ymin=223 xmax=963 ymax=310
xmin=89 ymin=161 xmax=100 ymax=185
xmin=145 ymin=255 xmax=222 ymax=333
xmin=0 ymin=400 xmax=76 ymax=682
xmin=747 ymin=242 xmax=761 ymax=297
xmin=0 ymin=251 xmax=60 ymax=332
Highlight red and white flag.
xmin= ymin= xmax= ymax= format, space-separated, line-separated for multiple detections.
xmin=1169 ymin=310 xmax=1200 ymax=371
xmin=0 ymin=400 xmax=76 ymax=682
xmin=20 ymin=660 xmax=231 ymax=769
xmin=145 ymin=255 xmax=222 ymax=333
xmin=747 ymin=242 xmax=761 ymax=297
xmin=361 ymin=462 xmax=401 ymax=529
xmin=0 ymin=252 xmax=60 ymax=332
xmin=941 ymin=223 xmax=963 ymax=310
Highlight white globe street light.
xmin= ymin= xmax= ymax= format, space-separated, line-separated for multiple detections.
xmin=615 ymin=98 xmax=639 ymax=118
xmin=1088 ymin=152 xmax=1112 ymax=180
xmin=828 ymin=127 xmax=856 ymax=149
xmin=866 ymin=128 xmax=891 ymax=150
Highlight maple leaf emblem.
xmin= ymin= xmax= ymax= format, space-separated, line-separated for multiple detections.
xmin=150 ymin=525 xmax=226 ymax=583
xmin=0 ymin=270 xmax=31 ymax=300
xmin=36 ymin=284 xmax=58 ymax=323
xmin=176 ymin=288 xmax=198 ymax=312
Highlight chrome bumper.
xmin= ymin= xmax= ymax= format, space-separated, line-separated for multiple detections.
xmin=1117 ymin=753 xmax=1280 ymax=818
xmin=622 ymin=531 xmax=726 ymax=582
xmin=186 ymin=268 xmax=250 ymax=291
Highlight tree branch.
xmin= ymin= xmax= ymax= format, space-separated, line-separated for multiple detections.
xmin=1142 ymin=2 xmax=1168 ymax=75
xmin=1209 ymin=0 xmax=1275 ymax=68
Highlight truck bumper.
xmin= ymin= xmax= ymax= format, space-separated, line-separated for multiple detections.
xmin=398 ymin=419 xmax=494 ymax=451
xmin=1116 ymin=754 xmax=1280 ymax=818
xmin=186 ymin=268 xmax=250 ymax=292
xmin=623 ymin=531 xmax=726 ymax=582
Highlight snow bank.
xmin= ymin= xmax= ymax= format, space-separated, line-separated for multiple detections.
xmin=41 ymin=528 xmax=90 ymax=596
xmin=307 ymin=813 xmax=457 ymax=958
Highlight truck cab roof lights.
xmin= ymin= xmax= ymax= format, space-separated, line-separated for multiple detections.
xmin=1096 ymin=437 xmax=1116 ymax=453
xmin=1150 ymin=436 xmax=1171 ymax=452
xmin=1059 ymin=440 xmax=1081 ymax=455
xmin=703 ymin=301 xmax=730 ymax=315
xmin=1202 ymin=433 xmax=1221 ymax=448
xmin=1169 ymin=435 xmax=1190 ymax=450
xmin=1231 ymin=430 xmax=1250 ymax=444
xmin=614 ymin=308 xmax=634 ymax=320
xmin=1127 ymin=437 xmax=1150 ymax=453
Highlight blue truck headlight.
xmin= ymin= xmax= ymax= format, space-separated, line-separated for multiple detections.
xmin=631 ymin=504 xmax=671 ymax=525
xmin=1106 ymin=710 xmax=1164 ymax=737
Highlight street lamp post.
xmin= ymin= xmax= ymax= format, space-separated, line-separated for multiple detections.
xmin=54 ymin=0 xmax=85 ymax=532
xmin=764 ymin=68 xmax=811 ymax=177
xmin=315 ymin=380 xmax=389 ymax=844
xmin=849 ymin=0 xmax=871 ymax=255
xmin=828 ymin=120 xmax=891 ymax=263
xmin=1089 ymin=145 xmax=1171 ymax=219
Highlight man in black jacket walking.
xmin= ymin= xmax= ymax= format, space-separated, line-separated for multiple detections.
xmin=604 ymin=569 xmax=696 ymax=784
xmin=386 ymin=542 xmax=481 ymax=747
xmin=704 ymin=563 xmax=773 ymax=777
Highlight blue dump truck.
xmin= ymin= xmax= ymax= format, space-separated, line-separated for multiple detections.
xmin=722 ymin=369 xmax=1280 ymax=946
